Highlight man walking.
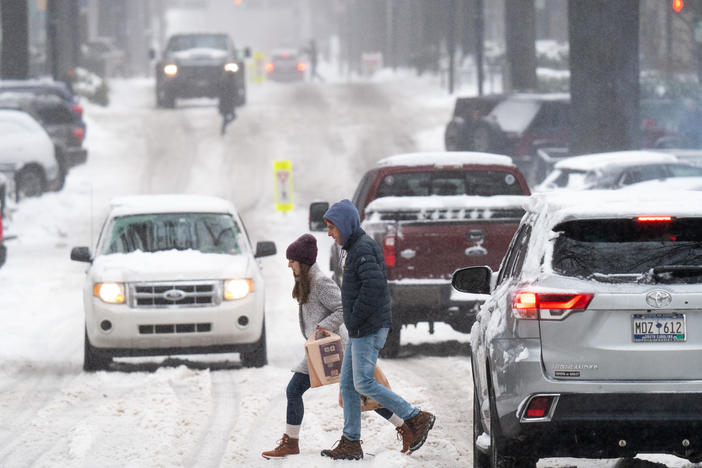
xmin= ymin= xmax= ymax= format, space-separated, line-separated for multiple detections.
xmin=320 ymin=199 xmax=435 ymax=460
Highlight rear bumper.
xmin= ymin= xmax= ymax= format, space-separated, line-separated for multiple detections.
xmin=500 ymin=393 xmax=702 ymax=459
xmin=489 ymin=337 xmax=702 ymax=459
xmin=0 ymin=243 xmax=6 ymax=267
xmin=388 ymin=280 xmax=483 ymax=330
xmin=62 ymin=147 xmax=88 ymax=169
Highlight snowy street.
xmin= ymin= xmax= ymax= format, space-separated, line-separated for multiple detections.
xmin=0 ymin=76 xmax=695 ymax=467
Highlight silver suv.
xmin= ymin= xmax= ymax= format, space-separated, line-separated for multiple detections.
xmin=453 ymin=190 xmax=702 ymax=466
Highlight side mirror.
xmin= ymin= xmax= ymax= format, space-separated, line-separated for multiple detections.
xmin=451 ymin=266 xmax=492 ymax=294
xmin=70 ymin=246 xmax=92 ymax=263
xmin=254 ymin=241 xmax=277 ymax=258
xmin=309 ymin=201 xmax=329 ymax=231
xmin=244 ymin=46 xmax=251 ymax=58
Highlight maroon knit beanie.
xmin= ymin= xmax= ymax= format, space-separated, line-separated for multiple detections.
xmin=286 ymin=233 xmax=317 ymax=266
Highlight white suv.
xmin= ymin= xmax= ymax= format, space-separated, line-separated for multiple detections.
xmin=453 ymin=190 xmax=702 ymax=466
xmin=71 ymin=195 xmax=276 ymax=371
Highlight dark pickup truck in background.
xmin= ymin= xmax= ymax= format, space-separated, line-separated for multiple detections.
xmin=309 ymin=152 xmax=530 ymax=357
xmin=153 ymin=32 xmax=249 ymax=108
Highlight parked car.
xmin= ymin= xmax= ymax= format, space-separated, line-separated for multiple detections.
xmin=0 ymin=79 xmax=83 ymax=121
xmin=266 ymin=48 xmax=306 ymax=82
xmin=0 ymin=108 xmax=62 ymax=198
xmin=534 ymin=150 xmax=702 ymax=191
xmin=0 ymin=92 xmax=87 ymax=184
xmin=153 ymin=32 xmax=249 ymax=108
xmin=70 ymin=194 xmax=277 ymax=371
xmin=309 ymin=152 xmax=530 ymax=357
xmin=453 ymin=189 xmax=702 ymax=465
xmin=81 ymin=37 xmax=127 ymax=78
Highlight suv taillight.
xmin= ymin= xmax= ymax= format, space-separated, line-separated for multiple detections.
xmin=382 ymin=230 xmax=396 ymax=267
xmin=512 ymin=292 xmax=593 ymax=320
xmin=73 ymin=127 xmax=85 ymax=142
xmin=71 ymin=104 xmax=83 ymax=118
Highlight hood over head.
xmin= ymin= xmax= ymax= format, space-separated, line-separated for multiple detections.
xmin=323 ymin=199 xmax=360 ymax=246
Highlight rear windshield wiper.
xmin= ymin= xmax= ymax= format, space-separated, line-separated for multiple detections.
xmin=587 ymin=272 xmax=644 ymax=283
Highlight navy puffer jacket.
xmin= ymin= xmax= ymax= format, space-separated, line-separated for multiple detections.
xmin=324 ymin=199 xmax=392 ymax=338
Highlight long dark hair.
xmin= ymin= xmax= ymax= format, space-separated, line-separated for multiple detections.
xmin=292 ymin=263 xmax=312 ymax=305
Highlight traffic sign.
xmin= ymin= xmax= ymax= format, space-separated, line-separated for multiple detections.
xmin=273 ymin=160 xmax=293 ymax=212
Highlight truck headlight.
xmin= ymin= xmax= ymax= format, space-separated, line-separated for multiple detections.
xmin=163 ymin=64 xmax=178 ymax=76
xmin=224 ymin=279 xmax=253 ymax=300
xmin=224 ymin=62 xmax=239 ymax=73
xmin=93 ymin=282 xmax=125 ymax=304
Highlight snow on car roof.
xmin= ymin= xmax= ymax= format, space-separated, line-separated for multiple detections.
xmin=109 ymin=194 xmax=236 ymax=216
xmin=529 ymin=189 xmax=702 ymax=223
xmin=621 ymin=176 xmax=702 ymax=192
xmin=365 ymin=194 xmax=528 ymax=214
xmin=553 ymin=150 xmax=677 ymax=171
xmin=377 ymin=152 xmax=514 ymax=168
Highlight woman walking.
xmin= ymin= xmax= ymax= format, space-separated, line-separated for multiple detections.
xmin=262 ymin=234 xmax=410 ymax=459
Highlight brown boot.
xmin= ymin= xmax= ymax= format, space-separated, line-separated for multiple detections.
xmin=320 ymin=436 xmax=363 ymax=460
xmin=261 ymin=433 xmax=299 ymax=459
xmin=405 ymin=410 xmax=435 ymax=453
xmin=396 ymin=422 xmax=415 ymax=453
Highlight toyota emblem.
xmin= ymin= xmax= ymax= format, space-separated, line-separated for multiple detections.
xmin=645 ymin=290 xmax=672 ymax=308
xmin=164 ymin=289 xmax=186 ymax=301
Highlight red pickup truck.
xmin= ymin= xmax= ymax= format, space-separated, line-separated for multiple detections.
xmin=310 ymin=152 xmax=530 ymax=357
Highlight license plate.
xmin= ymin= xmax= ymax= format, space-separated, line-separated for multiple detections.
xmin=632 ymin=313 xmax=686 ymax=342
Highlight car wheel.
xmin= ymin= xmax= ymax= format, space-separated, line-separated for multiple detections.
xmin=15 ymin=166 xmax=45 ymax=199
xmin=83 ymin=329 xmax=112 ymax=372
xmin=240 ymin=320 xmax=267 ymax=367
xmin=379 ymin=313 xmax=401 ymax=358
xmin=473 ymin=385 xmax=490 ymax=468
xmin=162 ymin=90 xmax=176 ymax=109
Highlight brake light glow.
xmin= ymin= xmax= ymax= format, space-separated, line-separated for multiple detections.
xmin=383 ymin=231 xmax=396 ymax=267
xmin=637 ymin=216 xmax=673 ymax=223
xmin=71 ymin=104 xmax=83 ymax=118
xmin=73 ymin=127 xmax=85 ymax=142
xmin=512 ymin=292 xmax=593 ymax=320
xmin=297 ymin=62 xmax=307 ymax=72
xmin=266 ymin=63 xmax=274 ymax=72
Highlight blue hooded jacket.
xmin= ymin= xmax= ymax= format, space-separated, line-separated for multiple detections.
xmin=324 ymin=200 xmax=392 ymax=337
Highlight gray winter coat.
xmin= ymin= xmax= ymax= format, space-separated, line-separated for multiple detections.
xmin=292 ymin=263 xmax=349 ymax=374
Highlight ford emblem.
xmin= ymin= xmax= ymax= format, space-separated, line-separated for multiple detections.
xmin=164 ymin=289 xmax=187 ymax=301
xmin=645 ymin=290 xmax=672 ymax=308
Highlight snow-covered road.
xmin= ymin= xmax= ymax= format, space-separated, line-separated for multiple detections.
xmin=0 ymin=75 xmax=695 ymax=467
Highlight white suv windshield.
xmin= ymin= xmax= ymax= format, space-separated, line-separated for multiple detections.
xmin=552 ymin=218 xmax=702 ymax=283
xmin=101 ymin=213 xmax=243 ymax=255
xmin=167 ymin=35 xmax=228 ymax=52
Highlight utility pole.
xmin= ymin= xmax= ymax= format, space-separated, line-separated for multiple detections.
xmin=475 ymin=0 xmax=484 ymax=95
xmin=447 ymin=0 xmax=456 ymax=94
xmin=47 ymin=0 xmax=81 ymax=88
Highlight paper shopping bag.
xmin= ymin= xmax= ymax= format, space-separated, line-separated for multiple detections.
xmin=305 ymin=328 xmax=344 ymax=388
xmin=338 ymin=365 xmax=391 ymax=411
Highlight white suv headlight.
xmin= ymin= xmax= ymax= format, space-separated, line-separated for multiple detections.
xmin=224 ymin=279 xmax=253 ymax=300
xmin=224 ymin=62 xmax=239 ymax=73
xmin=93 ymin=282 xmax=125 ymax=304
xmin=164 ymin=64 xmax=178 ymax=76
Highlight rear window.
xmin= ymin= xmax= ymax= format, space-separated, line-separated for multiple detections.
xmin=375 ymin=170 xmax=523 ymax=198
xmin=552 ymin=218 xmax=702 ymax=283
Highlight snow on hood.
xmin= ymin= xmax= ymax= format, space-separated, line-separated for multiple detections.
xmin=365 ymin=194 xmax=528 ymax=213
xmin=90 ymin=249 xmax=250 ymax=282
xmin=171 ymin=48 xmax=228 ymax=61
xmin=377 ymin=152 xmax=514 ymax=168
xmin=553 ymin=150 xmax=677 ymax=171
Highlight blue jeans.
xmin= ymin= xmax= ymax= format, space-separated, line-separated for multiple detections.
xmin=340 ymin=327 xmax=419 ymax=441
xmin=286 ymin=371 xmax=394 ymax=426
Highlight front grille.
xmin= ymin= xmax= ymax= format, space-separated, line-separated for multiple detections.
xmin=139 ymin=323 xmax=212 ymax=334
xmin=130 ymin=281 xmax=219 ymax=308
xmin=179 ymin=65 xmax=222 ymax=81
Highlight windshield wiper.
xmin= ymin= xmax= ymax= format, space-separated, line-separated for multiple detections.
xmin=587 ymin=272 xmax=644 ymax=283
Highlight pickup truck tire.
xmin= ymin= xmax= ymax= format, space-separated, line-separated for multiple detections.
xmin=380 ymin=314 xmax=402 ymax=358
xmin=83 ymin=329 xmax=112 ymax=372
xmin=240 ymin=320 xmax=267 ymax=368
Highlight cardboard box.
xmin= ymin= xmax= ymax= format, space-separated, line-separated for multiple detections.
xmin=305 ymin=329 xmax=343 ymax=388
